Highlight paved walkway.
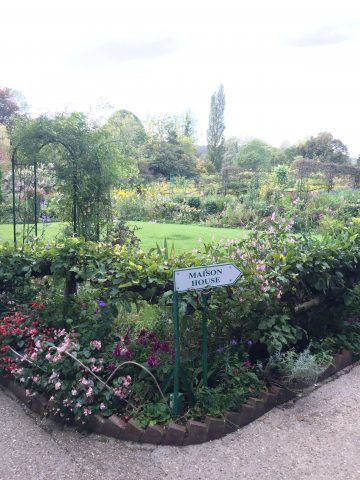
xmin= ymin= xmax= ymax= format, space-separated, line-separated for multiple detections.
xmin=1 ymin=364 xmax=360 ymax=480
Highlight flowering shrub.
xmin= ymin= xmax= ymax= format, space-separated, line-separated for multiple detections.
xmin=0 ymin=302 xmax=175 ymax=422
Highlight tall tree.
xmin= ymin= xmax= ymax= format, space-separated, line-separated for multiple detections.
xmin=183 ymin=110 xmax=196 ymax=139
xmin=207 ymin=84 xmax=225 ymax=171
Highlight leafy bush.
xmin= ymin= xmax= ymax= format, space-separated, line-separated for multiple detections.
xmin=186 ymin=196 xmax=201 ymax=209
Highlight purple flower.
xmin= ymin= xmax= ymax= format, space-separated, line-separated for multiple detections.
xmin=98 ymin=300 xmax=106 ymax=308
xmin=245 ymin=339 xmax=253 ymax=347
xmin=147 ymin=353 xmax=159 ymax=367
xmin=112 ymin=344 xmax=122 ymax=357
xmin=125 ymin=348 xmax=133 ymax=359
xmin=243 ymin=360 xmax=252 ymax=368
xmin=106 ymin=363 xmax=116 ymax=371
xmin=159 ymin=342 xmax=171 ymax=354
xmin=229 ymin=339 xmax=238 ymax=346
xmin=216 ymin=347 xmax=225 ymax=354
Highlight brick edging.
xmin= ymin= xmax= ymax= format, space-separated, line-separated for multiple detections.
xmin=0 ymin=350 xmax=355 ymax=446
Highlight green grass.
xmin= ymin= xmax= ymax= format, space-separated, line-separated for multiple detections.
xmin=0 ymin=222 xmax=248 ymax=253
xmin=128 ymin=221 xmax=247 ymax=252
xmin=0 ymin=223 xmax=67 ymax=244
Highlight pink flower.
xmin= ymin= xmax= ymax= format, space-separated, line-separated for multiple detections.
xmin=80 ymin=377 xmax=90 ymax=386
xmin=45 ymin=353 xmax=52 ymax=361
xmin=112 ymin=387 xmax=125 ymax=398
xmin=53 ymin=352 xmax=62 ymax=363
xmin=91 ymin=365 xmax=103 ymax=373
xmin=30 ymin=351 xmax=38 ymax=361
xmin=123 ymin=375 xmax=131 ymax=388
xmin=86 ymin=387 xmax=93 ymax=398
xmin=48 ymin=371 xmax=59 ymax=383
xmin=55 ymin=381 xmax=62 ymax=390
xmin=71 ymin=389 xmax=78 ymax=396
xmin=83 ymin=407 xmax=91 ymax=416
xmin=90 ymin=340 xmax=102 ymax=350
xmin=54 ymin=329 xmax=67 ymax=338
xmin=256 ymin=264 xmax=265 ymax=272
xmin=99 ymin=403 xmax=106 ymax=411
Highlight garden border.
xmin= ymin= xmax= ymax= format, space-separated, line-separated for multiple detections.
xmin=0 ymin=350 xmax=355 ymax=446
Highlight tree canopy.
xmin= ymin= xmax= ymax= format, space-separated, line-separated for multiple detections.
xmin=143 ymin=115 xmax=198 ymax=179
xmin=296 ymin=132 xmax=349 ymax=164
xmin=235 ymin=139 xmax=274 ymax=171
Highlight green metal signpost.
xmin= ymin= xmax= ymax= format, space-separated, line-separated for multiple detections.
xmin=171 ymin=263 xmax=241 ymax=418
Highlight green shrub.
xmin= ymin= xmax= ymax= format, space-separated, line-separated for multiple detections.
xmin=187 ymin=196 xmax=201 ymax=209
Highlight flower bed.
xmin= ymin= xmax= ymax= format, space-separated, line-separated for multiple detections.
xmin=0 ymin=349 xmax=355 ymax=445
xmin=2 ymin=219 xmax=360 ymax=443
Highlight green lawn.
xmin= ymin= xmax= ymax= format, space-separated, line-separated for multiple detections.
xmin=0 ymin=222 xmax=248 ymax=252
xmin=128 ymin=221 xmax=247 ymax=252
xmin=0 ymin=223 xmax=67 ymax=244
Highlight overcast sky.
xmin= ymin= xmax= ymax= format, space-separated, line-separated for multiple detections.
xmin=2 ymin=0 xmax=360 ymax=156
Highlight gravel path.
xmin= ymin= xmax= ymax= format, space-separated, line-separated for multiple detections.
xmin=1 ymin=364 xmax=360 ymax=480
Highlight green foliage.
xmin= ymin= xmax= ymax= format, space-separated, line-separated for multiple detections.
xmin=297 ymin=132 xmax=349 ymax=164
xmin=255 ymin=314 xmax=303 ymax=354
xmin=273 ymin=165 xmax=289 ymax=187
xmin=133 ymin=402 xmax=171 ymax=428
xmin=142 ymin=116 xmax=198 ymax=179
xmin=236 ymin=139 xmax=273 ymax=171
xmin=189 ymin=350 xmax=261 ymax=418
xmin=186 ymin=196 xmax=201 ymax=209
xmin=9 ymin=112 xmax=135 ymax=241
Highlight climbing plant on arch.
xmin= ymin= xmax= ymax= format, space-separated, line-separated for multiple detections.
xmin=9 ymin=112 xmax=135 ymax=243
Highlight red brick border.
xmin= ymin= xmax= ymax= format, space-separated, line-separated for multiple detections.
xmin=0 ymin=350 xmax=355 ymax=446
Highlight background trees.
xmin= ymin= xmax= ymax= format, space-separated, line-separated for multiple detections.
xmin=296 ymin=132 xmax=349 ymax=164
xmin=143 ymin=115 xmax=198 ymax=179
xmin=235 ymin=139 xmax=274 ymax=171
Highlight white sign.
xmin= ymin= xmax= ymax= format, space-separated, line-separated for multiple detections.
xmin=173 ymin=263 xmax=241 ymax=292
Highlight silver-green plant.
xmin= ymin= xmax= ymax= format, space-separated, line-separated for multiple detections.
xmin=258 ymin=345 xmax=332 ymax=386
